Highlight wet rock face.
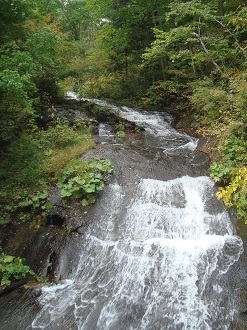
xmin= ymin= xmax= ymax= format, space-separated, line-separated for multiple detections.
xmin=0 ymin=287 xmax=41 ymax=330
xmin=0 ymin=194 xmax=89 ymax=285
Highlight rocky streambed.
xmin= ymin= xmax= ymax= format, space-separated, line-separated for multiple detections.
xmin=0 ymin=98 xmax=246 ymax=329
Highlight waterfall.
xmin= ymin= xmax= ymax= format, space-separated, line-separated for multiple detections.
xmin=29 ymin=94 xmax=243 ymax=330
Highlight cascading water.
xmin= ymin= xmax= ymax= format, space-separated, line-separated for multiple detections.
xmin=29 ymin=94 xmax=244 ymax=329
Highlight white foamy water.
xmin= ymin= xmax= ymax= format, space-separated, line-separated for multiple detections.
xmin=66 ymin=92 xmax=198 ymax=152
xmin=31 ymin=177 xmax=243 ymax=330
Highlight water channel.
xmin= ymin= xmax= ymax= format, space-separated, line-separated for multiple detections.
xmin=1 ymin=94 xmax=244 ymax=329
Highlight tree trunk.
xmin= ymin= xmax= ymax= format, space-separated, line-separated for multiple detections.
xmin=218 ymin=0 xmax=224 ymax=16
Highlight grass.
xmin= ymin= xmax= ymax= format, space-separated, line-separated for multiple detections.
xmin=41 ymin=137 xmax=95 ymax=183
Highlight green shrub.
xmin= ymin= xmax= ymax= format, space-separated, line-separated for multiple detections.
xmin=0 ymin=134 xmax=42 ymax=186
xmin=17 ymin=190 xmax=54 ymax=227
xmin=216 ymin=167 xmax=247 ymax=222
xmin=57 ymin=158 xmax=113 ymax=206
xmin=142 ymin=79 xmax=185 ymax=110
xmin=0 ymin=252 xmax=39 ymax=288
xmin=0 ymin=69 xmax=37 ymax=143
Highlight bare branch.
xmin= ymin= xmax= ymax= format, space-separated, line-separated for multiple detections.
xmin=192 ymin=31 xmax=222 ymax=72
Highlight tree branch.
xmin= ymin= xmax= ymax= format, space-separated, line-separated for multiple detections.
xmin=215 ymin=18 xmax=247 ymax=59
xmin=192 ymin=18 xmax=222 ymax=72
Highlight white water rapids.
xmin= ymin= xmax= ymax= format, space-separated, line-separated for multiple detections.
xmin=30 ymin=93 xmax=243 ymax=329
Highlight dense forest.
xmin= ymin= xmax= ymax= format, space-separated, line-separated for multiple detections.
xmin=0 ymin=0 xmax=247 ymax=284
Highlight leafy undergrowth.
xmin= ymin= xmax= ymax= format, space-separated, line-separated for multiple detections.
xmin=190 ymin=72 xmax=247 ymax=223
xmin=0 ymin=252 xmax=41 ymax=289
xmin=57 ymin=158 xmax=113 ymax=206
xmin=0 ymin=115 xmax=96 ymax=226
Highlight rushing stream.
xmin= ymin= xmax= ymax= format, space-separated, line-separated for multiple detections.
xmin=1 ymin=94 xmax=244 ymax=329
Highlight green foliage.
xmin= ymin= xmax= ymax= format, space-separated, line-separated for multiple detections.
xmin=18 ymin=190 xmax=49 ymax=209
xmin=116 ymin=123 xmax=126 ymax=138
xmin=0 ymin=0 xmax=96 ymax=144
xmin=190 ymin=78 xmax=227 ymax=123
xmin=0 ymin=135 xmax=42 ymax=186
xmin=0 ymin=252 xmax=38 ymax=288
xmin=80 ymin=73 xmax=127 ymax=100
xmin=116 ymin=131 xmax=126 ymax=138
xmin=0 ymin=188 xmax=53 ymax=227
xmin=221 ymin=135 xmax=246 ymax=165
xmin=57 ymin=159 xmax=113 ymax=206
xmin=216 ymin=167 xmax=247 ymax=222
xmin=79 ymin=0 xmax=173 ymax=100
xmin=81 ymin=101 xmax=111 ymax=118
xmin=210 ymin=129 xmax=247 ymax=222
xmin=190 ymin=72 xmax=247 ymax=132
xmin=0 ymin=69 xmax=36 ymax=107
xmin=36 ymin=116 xmax=90 ymax=149
xmin=0 ymin=115 xmax=92 ymax=182
xmin=140 ymin=0 xmax=246 ymax=109
xmin=0 ymin=0 xmax=31 ymax=42
xmin=142 ymin=2 xmax=236 ymax=78
xmin=17 ymin=190 xmax=53 ymax=227
xmin=210 ymin=163 xmax=231 ymax=183
xmin=195 ymin=72 xmax=247 ymax=222
xmin=228 ymin=5 xmax=247 ymax=31
xmin=0 ymin=68 xmax=37 ymax=142
xmin=142 ymin=78 xmax=187 ymax=109
xmin=0 ymin=114 xmax=95 ymax=225
xmin=24 ymin=26 xmax=66 ymax=91
xmin=59 ymin=0 xmax=90 ymax=41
